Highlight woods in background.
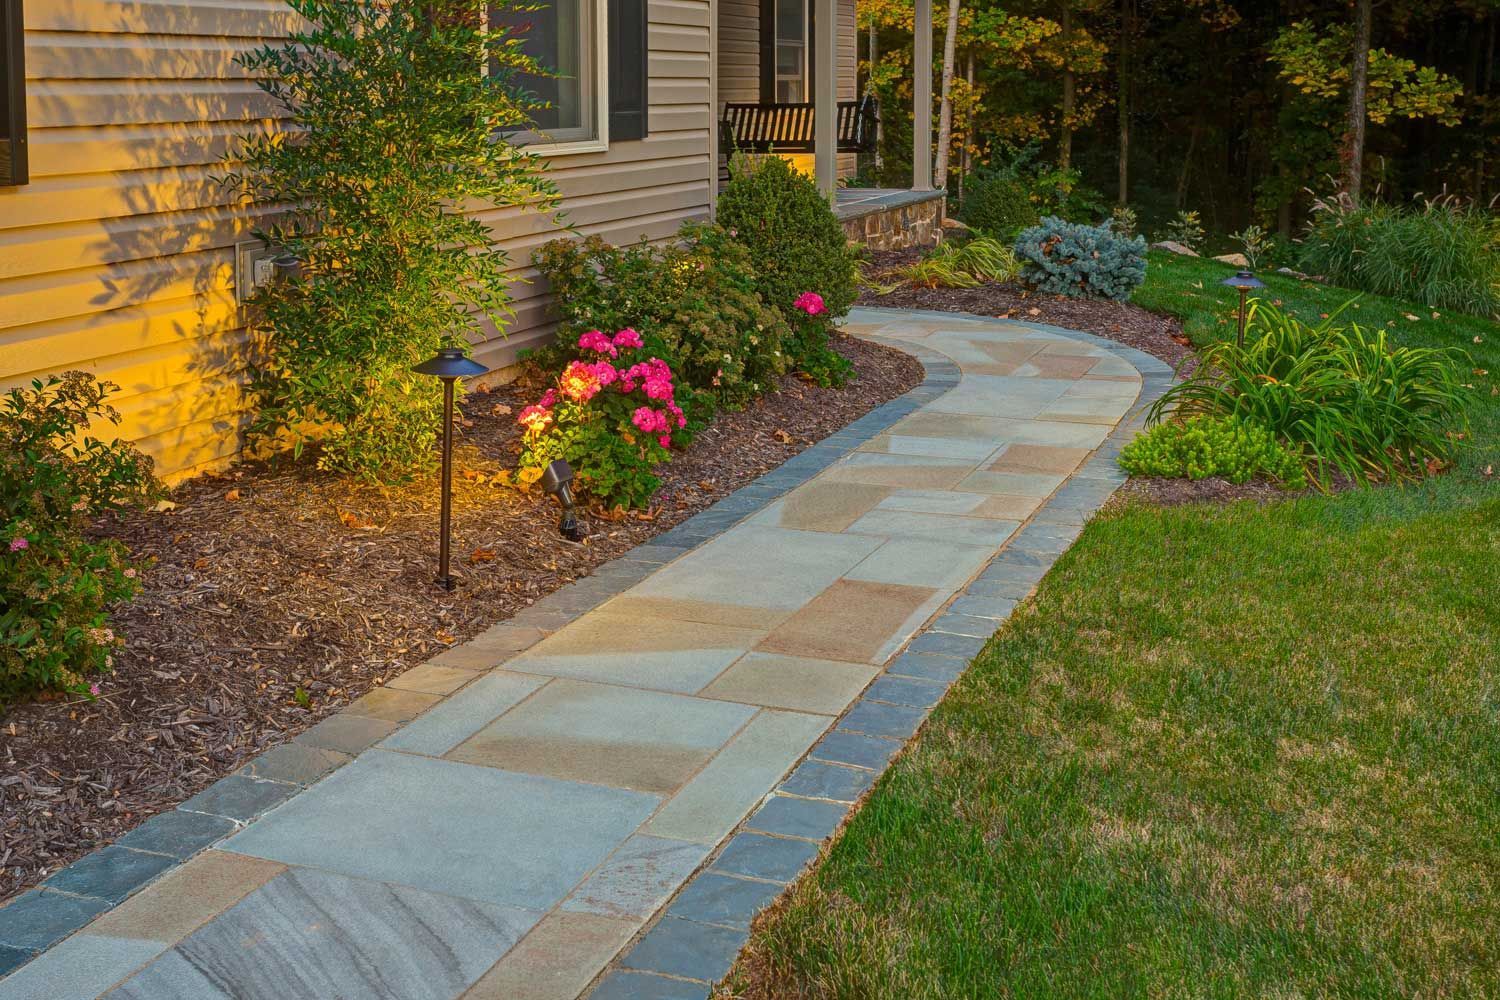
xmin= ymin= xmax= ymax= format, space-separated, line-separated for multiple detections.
xmin=857 ymin=0 xmax=1497 ymax=237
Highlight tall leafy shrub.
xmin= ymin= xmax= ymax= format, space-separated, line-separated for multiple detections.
xmin=1149 ymin=303 xmax=1472 ymax=485
xmin=715 ymin=155 xmax=860 ymax=385
xmin=226 ymin=0 xmax=558 ymax=480
xmin=2 ymin=374 xmax=158 ymax=702
xmin=1298 ymin=194 xmax=1500 ymax=316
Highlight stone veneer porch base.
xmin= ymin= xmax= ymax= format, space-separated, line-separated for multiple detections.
xmin=834 ymin=189 xmax=946 ymax=250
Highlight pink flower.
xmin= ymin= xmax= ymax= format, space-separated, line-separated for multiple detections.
xmin=644 ymin=378 xmax=673 ymax=401
xmin=577 ymin=330 xmax=617 ymax=357
xmin=124 ymin=568 xmax=137 ymax=579
xmin=588 ymin=360 xmax=619 ymax=387
xmin=793 ymin=292 xmax=826 ymax=316
xmin=518 ymin=403 xmax=553 ymax=433
xmin=8 ymin=538 xmax=27 ymax=552
xmin=559 ymin=361 xmax=603 ymax=403
xmin=89 ymin=683 xmax=101 ymax=696
xmin=658 ymin=434 xmax=672 ymax=448
xmin=612 ymin=328 xmax=643 ymax=350
xmin=631 ymin=407 xmax=662 ymax=433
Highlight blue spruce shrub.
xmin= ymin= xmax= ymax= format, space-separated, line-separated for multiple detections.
xmin=1014 ymin=216 xmax=1147 ymax=301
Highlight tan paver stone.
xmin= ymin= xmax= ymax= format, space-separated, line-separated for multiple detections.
xmin=599 ymin=595 xmax=786 ymax=631
xmin=757 ymin=579 xmax=940 ymax=664
xmin=988 ymin=443 xmax=1094 ymax=475
xmin=976 ymin=339 xmax=1045 ymax=367
xmin=759 ymin=481 xmax=891 ymax=532
xmin=504 ymin=612 xmax=767 ymax=693
xmin=699 ymin=652 xmax=879 ymax=715
xmin=447 ymin=679 xmax=755 ymax=793
xmin=644 ymin=709 xmax=832 ymax=843
xmin=889 ymin=410 xmax=1014 ymax=442
xmin=1018 ymin=354 xmax=1100 ymax=380
xmin=388 ymin=663 xmax=482 ymax=695
xmin=86 ymin=850 xmax=285 ymax=944
xmin=1002 ymin=418 xmax=1112 ymax=449
xmin=344 ymin=686 xmax=443 ymax=723
xmin=462 ymin=911 xmax=639 ymax=1000
xmin=972 ymin=494 xmax=1045 ymax=520
xmin=957 ymin=469 xmax=1069 ymax=497
xmin=822 ymin=455 xmax=972 ymax=490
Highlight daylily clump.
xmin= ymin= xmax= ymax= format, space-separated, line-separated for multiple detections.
xmin=517 ymin=328 xmax=689 ymax=508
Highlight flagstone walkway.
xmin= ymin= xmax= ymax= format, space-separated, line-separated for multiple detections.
xmin=0 ymin=308 xmax=1172 ymax=1000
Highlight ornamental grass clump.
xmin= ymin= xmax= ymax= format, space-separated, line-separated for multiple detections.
xmin=226 ymin=0 xmax=557 ymax=481
xmin=1014 ymin=217 xmax=1147 ymax=301
xmin=516 ymin=329 xmax=689 ymax=508
xmin=1147 ymin=303 xmax=1472 ymax=486
xmin=1 ymin=373 xmax=159 ymax=703
xmin=871 ymin=237 xmax=1020 ymax=291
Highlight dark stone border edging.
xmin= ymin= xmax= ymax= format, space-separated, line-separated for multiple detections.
xmin=585 ymin=309 xmax=1175 ymax=998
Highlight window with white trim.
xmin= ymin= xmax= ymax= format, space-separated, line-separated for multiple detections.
xmin=493 ymin=0 xmax=607 ymax=150
xmin=772 ymin=0 xmax=808 ymax=103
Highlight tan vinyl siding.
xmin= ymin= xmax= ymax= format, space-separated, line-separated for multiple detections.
xmin=1 ymin=0 xmax=713 ymax=481
xmin=715 ymin=0 xmax=857 ymax=177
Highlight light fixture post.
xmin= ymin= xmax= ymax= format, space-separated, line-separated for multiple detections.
xmin=413 ymin=346 xmax=489 ymax=591
xmin=1220 ymin=270 xmax=1266 ymax=350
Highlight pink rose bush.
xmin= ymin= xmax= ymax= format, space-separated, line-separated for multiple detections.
xmin=516 ymin=329 xmax=689 ymax=508
xmin=793 ymin=292 xmax=827 ymax=316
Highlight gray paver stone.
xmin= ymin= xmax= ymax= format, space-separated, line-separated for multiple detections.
xmin=114 ymin=809 xmax=236 ymax=860
xmin=619 ymin=917 xmax=749 ymax=983
xmin=839 ymin=699 xmax=929 ymax=740
xmin=0 ymin=889 xmax=110 ymax=952
xmin=711 ymin=833 xmax=821 ymax=884
xmin=667 ymin=873 xmax=787 ymax=930
xmin=780 ymin=760 xmax=878 ymax=803
xmin=42 ymin=846 xmax=177 ymax=905
xmin=180 ymin=774 xmax=297 ymax=823
xmin=746 ymin=795 xmax=849 ymax=841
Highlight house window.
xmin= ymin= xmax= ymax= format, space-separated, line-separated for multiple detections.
xmin=773 ymin=0 xmax=808 ymax=102
xmin=1 ymin=0 xmax=25 ymax=187
xmin=493 ymin=0 xmax=608 ymax=150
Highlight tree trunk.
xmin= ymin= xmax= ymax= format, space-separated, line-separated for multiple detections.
xmin=959 ymin=52 xmax=974 ymax=202
xmin=869 ymin=19 xmax=882 ymax=173
xmin=1117 ymin=0 xmax=1132 ymax=206
xmin=1343 ymin=0 xmax=1372 ymax=201
xmin=1060 ymin=3 xmax=1074 ymax=170
xmin=933 ymin=0 xmax=962 ymax=191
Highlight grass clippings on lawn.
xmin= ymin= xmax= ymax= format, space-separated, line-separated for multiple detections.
xmin=0 ymin=335 xmax=922 ymax=903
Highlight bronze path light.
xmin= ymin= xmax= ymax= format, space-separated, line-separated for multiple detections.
xmin=414 ymin=346 xmax=488 ymax=590
xmin=1221 ymin=270 xmax=1265 ymax=348
xmin=540 ymin=460 xmax=586 ymax=542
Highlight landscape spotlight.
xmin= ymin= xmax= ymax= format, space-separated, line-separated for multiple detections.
xmin=540 ymin=460 xmax=585 ymax=542
xmin=413 ymin=346 xmax=489 ymax=590
xmin=1221 ymin=270 xmax=1265 ymax=348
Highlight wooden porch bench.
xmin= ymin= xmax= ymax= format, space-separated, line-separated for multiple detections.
xmin=719 ymin=95 xmax=878 ymax=156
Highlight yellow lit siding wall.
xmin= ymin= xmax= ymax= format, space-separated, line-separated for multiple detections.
xmin=0 ymin=0 xmax=714 ymax=481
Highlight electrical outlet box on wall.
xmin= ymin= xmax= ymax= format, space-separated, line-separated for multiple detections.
xmin=234 ymin=240 xmax=277 ymax=306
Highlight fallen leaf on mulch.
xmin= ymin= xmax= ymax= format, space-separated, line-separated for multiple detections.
xmin=491 ymin=403 xmax=513 ymax=417
xmin=469 ymin=548 xmax=497 ymax=564
xmin=339 ymin=511 xmax=377 ymax=530
xmin=772 ymin=429 xmax=793 ymax=444
xmin=224 ymin=489 xmax=242 ymax=502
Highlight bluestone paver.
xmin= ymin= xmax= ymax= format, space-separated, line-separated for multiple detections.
xmin=113 ymin=809 xmax=236 ymax=861
xmin=711 ymin=833 xmax=821 ymax=884
xmin=746 ymin=795 xmax=848 ymax=841
xmin=779 ymin=760 xmax=879 ymax=802
xmin=618 ymin=917 xmax=748 ymax=982
xmin=666 ymin=873 xmax=786 ymax=930
xmin=42 ymin=847 xmax=178 ymax=906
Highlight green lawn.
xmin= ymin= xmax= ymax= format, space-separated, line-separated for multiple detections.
xmin=727 ymin=254 xmax=1500 ymax=998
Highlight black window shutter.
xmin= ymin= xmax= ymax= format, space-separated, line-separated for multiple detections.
xmin=609 ymin=0 xmax=648 ymax=141
xmin=1 ymin=0 xmax=26 ymax=187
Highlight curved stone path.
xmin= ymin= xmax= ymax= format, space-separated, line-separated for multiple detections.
xmin=0 ymin=308 xmax=1171 ymax=1000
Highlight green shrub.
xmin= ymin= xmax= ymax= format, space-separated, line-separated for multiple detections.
xmin=1120 ymin=414 xmax=1308 ymax=487
xmin=533 ymin=224 xmax=792 ymax=407
xmin=1 ymin=373 xmax=159 ymax=702
xmin=226 ymin=0 xmax=557 ymax=481
xmin=874 ymin=237 xmax=1020 ymax=290
xmin=1149 ymin=303 xmax=1472 ymax=485
xmin=715 ymin=155 xmax=859 ymax=385
xmin=1108 ymin=206 xmax=1140 ymax=239
xmin=514 ymin=337 xmax=686 ymax=508
xmin=959 ymin=172 xmax=1040 ymax=239
xmin=1159 ymin=210 xmax=1207 ymax=252
xmin=1014 ymin=217 xmax=1148 ymax=300
xmin=1297 ymin=194 xmax=1500 ymax=316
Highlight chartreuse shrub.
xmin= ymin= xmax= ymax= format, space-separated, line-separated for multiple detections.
xmin=226 ymin=0 xmax=557 ymax=481
xmin=1120 ymin=415 xmax=1307 ymax=487
xmin=1148 ymin=303 xmax=1471 ymax=486
xmin=1015 ymin=217 xmax=1147 ymax=301
xmin=875 ymin=237 xmax=1019 ymax=291
xmin=714 ymin=155 xmax=860 ymax=385
xmin=1297 ymin=194 xmax=1500 ymax=316
xmin=2 ymin=373 xmax=159 ymax=703
xmin=533 ymin=223 xmax=791 ymax=407
xmin=515 ymin=331 xmax=688 ymax=508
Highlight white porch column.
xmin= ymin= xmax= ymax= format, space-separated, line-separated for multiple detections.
xmin=814 ymin=0 xmax=838 ymax=196
xmin=912 ymin=0 xmax=933 ymax=191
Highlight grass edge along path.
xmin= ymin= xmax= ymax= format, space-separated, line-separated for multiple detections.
xmin=723 ymin=254 xmax=1500 ymax=999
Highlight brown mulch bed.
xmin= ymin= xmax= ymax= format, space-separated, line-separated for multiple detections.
xmin=860 ymin=247 xmax=1196 ymax=373
xmin=0 ymin=335 xmax=923 ymax=903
